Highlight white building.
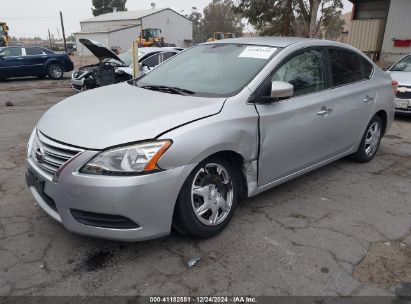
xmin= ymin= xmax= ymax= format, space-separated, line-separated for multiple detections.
xmin=75 ymin=8 xmax=193 ymax=55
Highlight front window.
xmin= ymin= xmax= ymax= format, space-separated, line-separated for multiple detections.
xmin=390 ymin=55 xmax=411 ymax=72
xmin=272 ymin=49 xmax=326 ymax=96
xmin=0 ymin=47 xmax=22 ymax=57
xmin=136 ymin=44 xmax=280 ymax=97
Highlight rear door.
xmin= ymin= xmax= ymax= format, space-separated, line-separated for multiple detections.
xmin=326 ymin=48 xmax=376 ymax=151
xmin=24 ymin=47 xmax=48 ymax=75
xmin=0 ymin=47 xmax=24 ymax=78
xmin=255 ymin=48 xmax=337 ymax=186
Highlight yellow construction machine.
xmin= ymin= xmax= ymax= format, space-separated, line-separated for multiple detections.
xmin=137 ymin=28 xmax=165 ymax=47
xmin=0 ymin=22 xmax=10 ymax=47
xmin=207 ymin=32 xmax=236 ymax=42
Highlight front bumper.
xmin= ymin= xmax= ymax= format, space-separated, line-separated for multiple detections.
xmin=26 ymin=151 xmax=196 ymax=242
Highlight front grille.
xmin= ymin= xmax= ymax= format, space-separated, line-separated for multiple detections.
xmin=70 ymin=209 xmax=140 ymax=229
xmin=396 ymin=87 xmax=411 ymax=99
xmin=31 ymin=132 xmax=83 ymax=176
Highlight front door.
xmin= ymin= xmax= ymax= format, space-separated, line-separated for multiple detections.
xmin=255 ymin=48 xmax=337 ymax=186
xmin=0 ymin=47 xmax=24 ymax=78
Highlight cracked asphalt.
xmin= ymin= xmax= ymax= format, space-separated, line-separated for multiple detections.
xmin=0 ymin=77 xmax=410 ymax=296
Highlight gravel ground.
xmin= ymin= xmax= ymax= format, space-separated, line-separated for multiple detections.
xmin=0 ymin=76 xmax=410 ymax=296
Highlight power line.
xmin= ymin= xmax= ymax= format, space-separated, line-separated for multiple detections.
xmin=2 ymin=16 xmax=58 ymax=20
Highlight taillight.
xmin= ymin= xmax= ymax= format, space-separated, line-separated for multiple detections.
xmin=392 ymin=80 xmax=398 ymax=92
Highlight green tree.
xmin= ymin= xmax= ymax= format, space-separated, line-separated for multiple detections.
xmin=202 ymin=0 xmax=244 ymax=39
xmin=234 ymin=0 xmax=293 ymax=36
xmin=92 ymin=0 xmax=127 ymax=17
xmin=294 ymin=0 xmax=343 ymax=37
xmin=233 ymin=0 xmax=343 ymax=37
xmin=185 ymin=7 xmax=205 ymax=41
xmin=321 ymin=6 xmax=345 ymax=39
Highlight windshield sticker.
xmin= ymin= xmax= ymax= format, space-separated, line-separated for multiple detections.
xmin=238 ymin=46 xmax=277 ymax=59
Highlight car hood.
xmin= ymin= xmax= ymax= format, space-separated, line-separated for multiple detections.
xmin=79 ymin=38 xmax=124 ymax=63
xmin=37 ymin=83 xmax=225 ymax=149
xmin=387 ymin=71 xmax=411 ymax=87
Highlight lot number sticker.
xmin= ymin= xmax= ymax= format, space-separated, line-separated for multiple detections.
xmin=238 ymin=46 xmax=277 ymax=59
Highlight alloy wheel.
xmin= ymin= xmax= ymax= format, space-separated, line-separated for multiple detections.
xmin=365 ymin=121 xmax=381 ymax=157
xmin=191 ymin=163 xmax=233 ymax=226
xmin=50 ymin=65 xmax=63 ymax=79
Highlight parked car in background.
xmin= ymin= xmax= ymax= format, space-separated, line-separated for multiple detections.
xmin=386 ymin=54 xmax=411 ymax=114
xmin=0 ymin=46 xmax=74 ymax=80
xmin=26 ymin=37 xmax=394 ymax=241
xmin=71 ymin=39 xmax=182 ymax=92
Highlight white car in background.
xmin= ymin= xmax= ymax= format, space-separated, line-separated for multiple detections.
xmin=386 ymin=53 xmax=411 ymax=114
xmin=71 ymin=39 xmax=182 ymax=92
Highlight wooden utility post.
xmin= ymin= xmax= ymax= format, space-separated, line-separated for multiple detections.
xmin=60 ymin=11 xmax=68 ymax=53
xmin=48 ymin=29 xmax=52 ymax=48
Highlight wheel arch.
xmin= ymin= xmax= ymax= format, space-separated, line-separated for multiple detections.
xmin=199 ymin=150 xmax=249 ymax=201
xmin=45 ymin=59 xmax=64 ymax=70
xmin=374 ymin=109 xmax=388 ymax=135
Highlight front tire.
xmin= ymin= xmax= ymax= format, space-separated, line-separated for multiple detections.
xmin=47 ymin=63 xmax=64 ymax=80
xmin=349 ymin=115 xmax=383 ymax=163
xmin=173 ymin=156 xmax=240 ymax=238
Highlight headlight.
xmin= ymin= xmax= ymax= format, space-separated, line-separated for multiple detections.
xmin=27 ymin=128 xmax=37 ymax=157
xmin=80 ymin=140 xmax=171 ymax=175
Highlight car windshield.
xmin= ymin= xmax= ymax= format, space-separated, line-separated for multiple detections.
xmin=390 ymin=55 xmax=411 ymax=72
xmin=136 ymin=44 xmax=280 ymax=97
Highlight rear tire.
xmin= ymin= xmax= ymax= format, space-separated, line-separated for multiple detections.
xmin=173 ymin=156 xmax=240 ymax=238
xmin=47 ymin=63 xmax=64 ymax=80
xmin=349 ymin=115 xmax=383 ymax=163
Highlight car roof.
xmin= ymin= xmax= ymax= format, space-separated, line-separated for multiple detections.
xmin=138 ymin=47 xmax=181 ymax=54
xmin=206 ymin=36 xmax=324 ymax=48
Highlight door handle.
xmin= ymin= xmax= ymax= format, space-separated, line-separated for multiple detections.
xmin=363 ymin=95 xmax=374 ymax=103
xmin=16 ymin=57 xmax=24 ymax=60
xmin=317 ymin=107 xmax=332 ymax=117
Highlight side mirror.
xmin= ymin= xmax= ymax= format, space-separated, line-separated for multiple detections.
xmin=271 ymin=81 xmax=294 ymax=98
xmin=0 ymin=54 xmax=4 ymax=59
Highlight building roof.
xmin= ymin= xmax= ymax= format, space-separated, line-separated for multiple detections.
xmin=75 ymin=24 xmax=139 ymax=35
xmin=209 ymin=37 xmax=321 ymax=48
xmin=81 ymin=8 xmax=190 ymax=23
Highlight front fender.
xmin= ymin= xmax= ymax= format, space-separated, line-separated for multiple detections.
xmin=157 ymin=89 xmax=259 ymax=170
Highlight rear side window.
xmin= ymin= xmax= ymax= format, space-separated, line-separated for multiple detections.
xmin=359 ymin=56 xmax=373 ymax=79
xmin=328 ymin=49 xmax=363 ymax=86
xmin=162 ymin=52 xmax=177 ymax=61
xmin=26 ymin=47 xmax=44 ymax=55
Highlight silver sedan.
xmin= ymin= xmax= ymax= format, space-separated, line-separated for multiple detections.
xmin=26 ymin=37 xmax=395 ymax=241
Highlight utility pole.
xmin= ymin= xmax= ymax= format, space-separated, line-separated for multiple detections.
xmin=48 ymin=29 xmax=52 ymax=48
xmin=60 ymin=11 xmax=67 ymax=53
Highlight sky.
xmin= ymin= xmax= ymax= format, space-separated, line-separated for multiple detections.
xmin=2 ymin=0 xmax=353 ymax=39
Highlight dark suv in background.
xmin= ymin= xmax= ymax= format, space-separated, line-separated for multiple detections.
xmin=0 ymin=46 xmax=74 ymax=80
